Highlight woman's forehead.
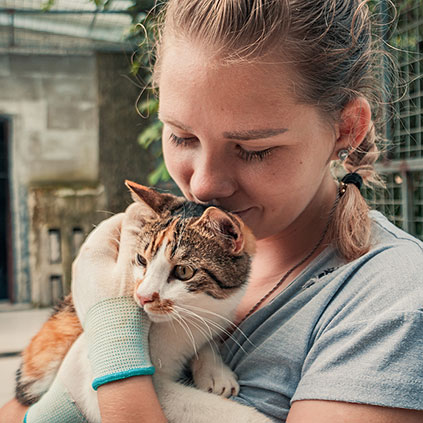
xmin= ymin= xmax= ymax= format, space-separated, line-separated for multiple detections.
xmin=158 ymin=43 xmax=302 ymax=129
xmin=158 ymin=38 xmax=297 ymax=97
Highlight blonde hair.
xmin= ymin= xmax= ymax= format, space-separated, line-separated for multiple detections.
xmin=153 ymin=0 xmax=388 ymax=261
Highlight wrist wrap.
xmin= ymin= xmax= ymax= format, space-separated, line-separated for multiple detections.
xmin=84 ymin=296 xmax=155 ymax=390
xmin=24 ymin=379 xmax=87 ymax=423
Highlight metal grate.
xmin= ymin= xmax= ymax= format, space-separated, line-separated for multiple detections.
xmin=387 ymin=1 xmax=423 ymax=160
xmin=366 ymin=0 xmax=423 ymax=241
xmin=365 ymin=172 xmax=404 ymax=229
xmin=0 ymin=0 xmax=142 ymax=53
xmin=411 ymin=169 xmax=423 ymax=238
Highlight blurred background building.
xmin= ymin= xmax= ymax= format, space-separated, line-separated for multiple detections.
xmin=0 ymin=0 xmax=155 ymax=306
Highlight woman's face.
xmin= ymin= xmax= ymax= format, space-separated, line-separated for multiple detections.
xmin=158 ymin=40 xmax=338 ymax=240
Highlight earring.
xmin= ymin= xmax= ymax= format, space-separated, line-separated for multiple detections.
xmin=338 ymin=149 xmax=349 ymax=162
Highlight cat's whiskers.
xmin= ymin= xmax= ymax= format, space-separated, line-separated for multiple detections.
xmin=172 ymin=309 xmax=200 ymax=359
xmin=173 ymin=305 xmax=220 ymax=361
xmin=181 ymin=304 xmax=255 ymax=349
xmin=175 ymin=304 xmax=250 ymax=354
xmin=176 ymin=306 xmax=219 ymax=347
xmin=173 ymin=305 xmax=230 ymax=344
xmin=173 ymin=305 xmax=214 ymax=339
xmin=168 ymin=311 xmax=179 ymax=337
xmin=177 ymin=313 xmax=219 ymax=360
xmin=196 ymin=316 xmax=248 ymax=354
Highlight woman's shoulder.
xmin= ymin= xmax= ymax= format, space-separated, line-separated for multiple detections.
xmin=323 ymin=210 xmax=423 ymax=320
xmin=368 ymin=209 xmax=423 ymax=255
xmin=338 ymin=209 xmax=423 ymax=280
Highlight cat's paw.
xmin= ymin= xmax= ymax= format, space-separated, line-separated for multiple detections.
xmin=193 ymin=361 xmax=240 ymax=398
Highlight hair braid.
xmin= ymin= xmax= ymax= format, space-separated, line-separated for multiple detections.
xmin=329 ymin=124 xmax=385 ymax=261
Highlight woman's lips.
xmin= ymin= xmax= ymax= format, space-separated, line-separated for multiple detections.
xmin=232 ymin=207 xmax=253 ymax=220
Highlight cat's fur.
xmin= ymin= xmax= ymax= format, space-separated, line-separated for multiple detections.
xmin=16 ymin=181 xmax=270 ymax=423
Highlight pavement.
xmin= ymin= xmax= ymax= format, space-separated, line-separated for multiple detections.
xmin=0 ymin=303 xmax=52 ymax=408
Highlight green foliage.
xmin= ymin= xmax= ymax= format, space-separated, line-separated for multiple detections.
xmin=137 ymin=99 xmax=169 ymax=185
xmin=138 ymin=118 xmax=162 ymax=149
xmin=137 ymin=97 xmax=159 ymax=119
xmin=84 ymin=0 xmax=168 ymax=185
xmin=129 ymin=4 xmax=168 ymax=185
xmin=41 ymin=0 xmax=55 ymax=11
xmin=148 ymin=161 xmax=171 ymax=186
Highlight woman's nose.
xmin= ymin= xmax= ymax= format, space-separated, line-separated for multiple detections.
xmin=189 ymin=155 xmax=237 ymax=203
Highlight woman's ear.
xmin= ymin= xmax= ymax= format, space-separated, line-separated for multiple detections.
xmin=331 ymin=97 xmax=372 ymax=160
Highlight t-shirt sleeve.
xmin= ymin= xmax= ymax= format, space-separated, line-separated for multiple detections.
xmin=292 ymin=309 xmax=423 ymax=408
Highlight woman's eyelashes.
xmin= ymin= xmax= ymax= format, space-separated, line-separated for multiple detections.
xmin=235 ymin=145 xmax=274 ymax=162
xmin=169 ymin=133 xmax=196 ymax=147
xmin=169 ymin=133 xmax=275 ymax=162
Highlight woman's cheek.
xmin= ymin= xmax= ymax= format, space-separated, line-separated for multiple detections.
xmin=162 ymin=140 xmax=192 ymax=189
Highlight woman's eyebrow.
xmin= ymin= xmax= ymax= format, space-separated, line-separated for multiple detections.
xmin=160 ymin=116 xmax=288 ymax=140
xmin=223 ymin=128 xmax=288 ymax=140
xmin=160 ymin=117 xmax=194 ymax=133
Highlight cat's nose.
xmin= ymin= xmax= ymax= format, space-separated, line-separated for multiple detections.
xmin=137 ymin=292 xmax=159 ymax=306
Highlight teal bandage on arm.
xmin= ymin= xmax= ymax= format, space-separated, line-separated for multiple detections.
xmin=24 ymin=378 xmax=87 ymax=423
xmin=84 ymin=296 xmax=155 ymax=391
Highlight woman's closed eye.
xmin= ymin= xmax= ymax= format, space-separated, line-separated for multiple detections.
xmin=169 ymin=133 xmax=276 ymax=162
xmin=236 ymin=145 xmax=275 ymax=162
xmin=169 ymin=133 xmax=197 ymax=147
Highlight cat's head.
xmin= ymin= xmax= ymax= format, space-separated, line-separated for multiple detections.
xmin=125 ymin=181 xmax=256 ymax=323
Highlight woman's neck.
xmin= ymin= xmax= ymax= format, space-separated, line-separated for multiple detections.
xmin=235 ymin=177 xmax=338 ymax=322
xmin=253 ymin=175 xmax=337 ymax=279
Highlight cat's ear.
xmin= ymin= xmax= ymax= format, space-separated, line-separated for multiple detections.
xmin=125 ymin=180 xmax=162 ymax=218
xmin=194 ymin=207 xmax=256 ymax=256
xmin=125 ymin=180 xmax=184 ymax=217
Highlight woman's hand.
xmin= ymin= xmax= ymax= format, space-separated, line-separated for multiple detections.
xmin=72 ymin=204 xmax=155 ymax=391
xmin=24 ymin=334 xmax=93 ymax=423
xmin=72 ymin=204 xmax=143 ymax=323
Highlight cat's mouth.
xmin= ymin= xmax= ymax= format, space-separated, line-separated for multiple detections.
xmin=137 ymin=295 xmax=175 ymax=323
xmin=143 ymin=305 xmax=175 ymax=323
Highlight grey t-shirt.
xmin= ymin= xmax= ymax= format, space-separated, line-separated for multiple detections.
xmin=222 ymin=210 xmax=423 ymax=422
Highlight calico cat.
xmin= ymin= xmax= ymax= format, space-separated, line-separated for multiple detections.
xmin=16 ymin=181 xmax=271 ymax=423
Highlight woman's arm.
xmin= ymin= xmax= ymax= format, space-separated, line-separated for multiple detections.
xmin=0 ymin=377 xmax=167 ymax=423
xmin=0 ymin=399 xmax=28 ymax=423
xmin=97 ymin=376 xmax=167 ymax=423
xmin=0 ymin=377 xmax=166 ymax=423
xmin=288 ymin=400 xmax=423 ymax=423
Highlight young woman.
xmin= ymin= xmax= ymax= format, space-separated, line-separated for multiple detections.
xmin=2 ymin=1 xmax=423 ymax=422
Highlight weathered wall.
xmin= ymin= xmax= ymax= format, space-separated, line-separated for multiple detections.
xmin=28 ymin=184 xmax=106 ymax=306
xmin=0 ymin=52 xmax=152 ymax=305
xmin=0 ymin=54 xmax=99 ymax=184
xmin=97 ymin=52 xmax=155 ymax=213
xmin=0 ymin=53 xmax=100 ymax=303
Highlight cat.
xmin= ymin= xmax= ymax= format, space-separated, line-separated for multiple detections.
xmin=16 ymin=181 xmax=271 ymax=423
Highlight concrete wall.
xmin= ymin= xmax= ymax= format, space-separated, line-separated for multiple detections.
xmin=0 ymin=52 xmax=152 ymax=305
xmin=0 ymin=54 xmax=99 ymax=184
xmin=28 ymin=184 xmax=106 ymax=306
xmin=0 ymin=53 xmax=100 ymax=303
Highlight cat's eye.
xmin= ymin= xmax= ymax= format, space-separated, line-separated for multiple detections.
xmin=136 ymin=253 xmax=147 ymax=266
xmin=173 ymin=265 xmax=196 ymax=281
